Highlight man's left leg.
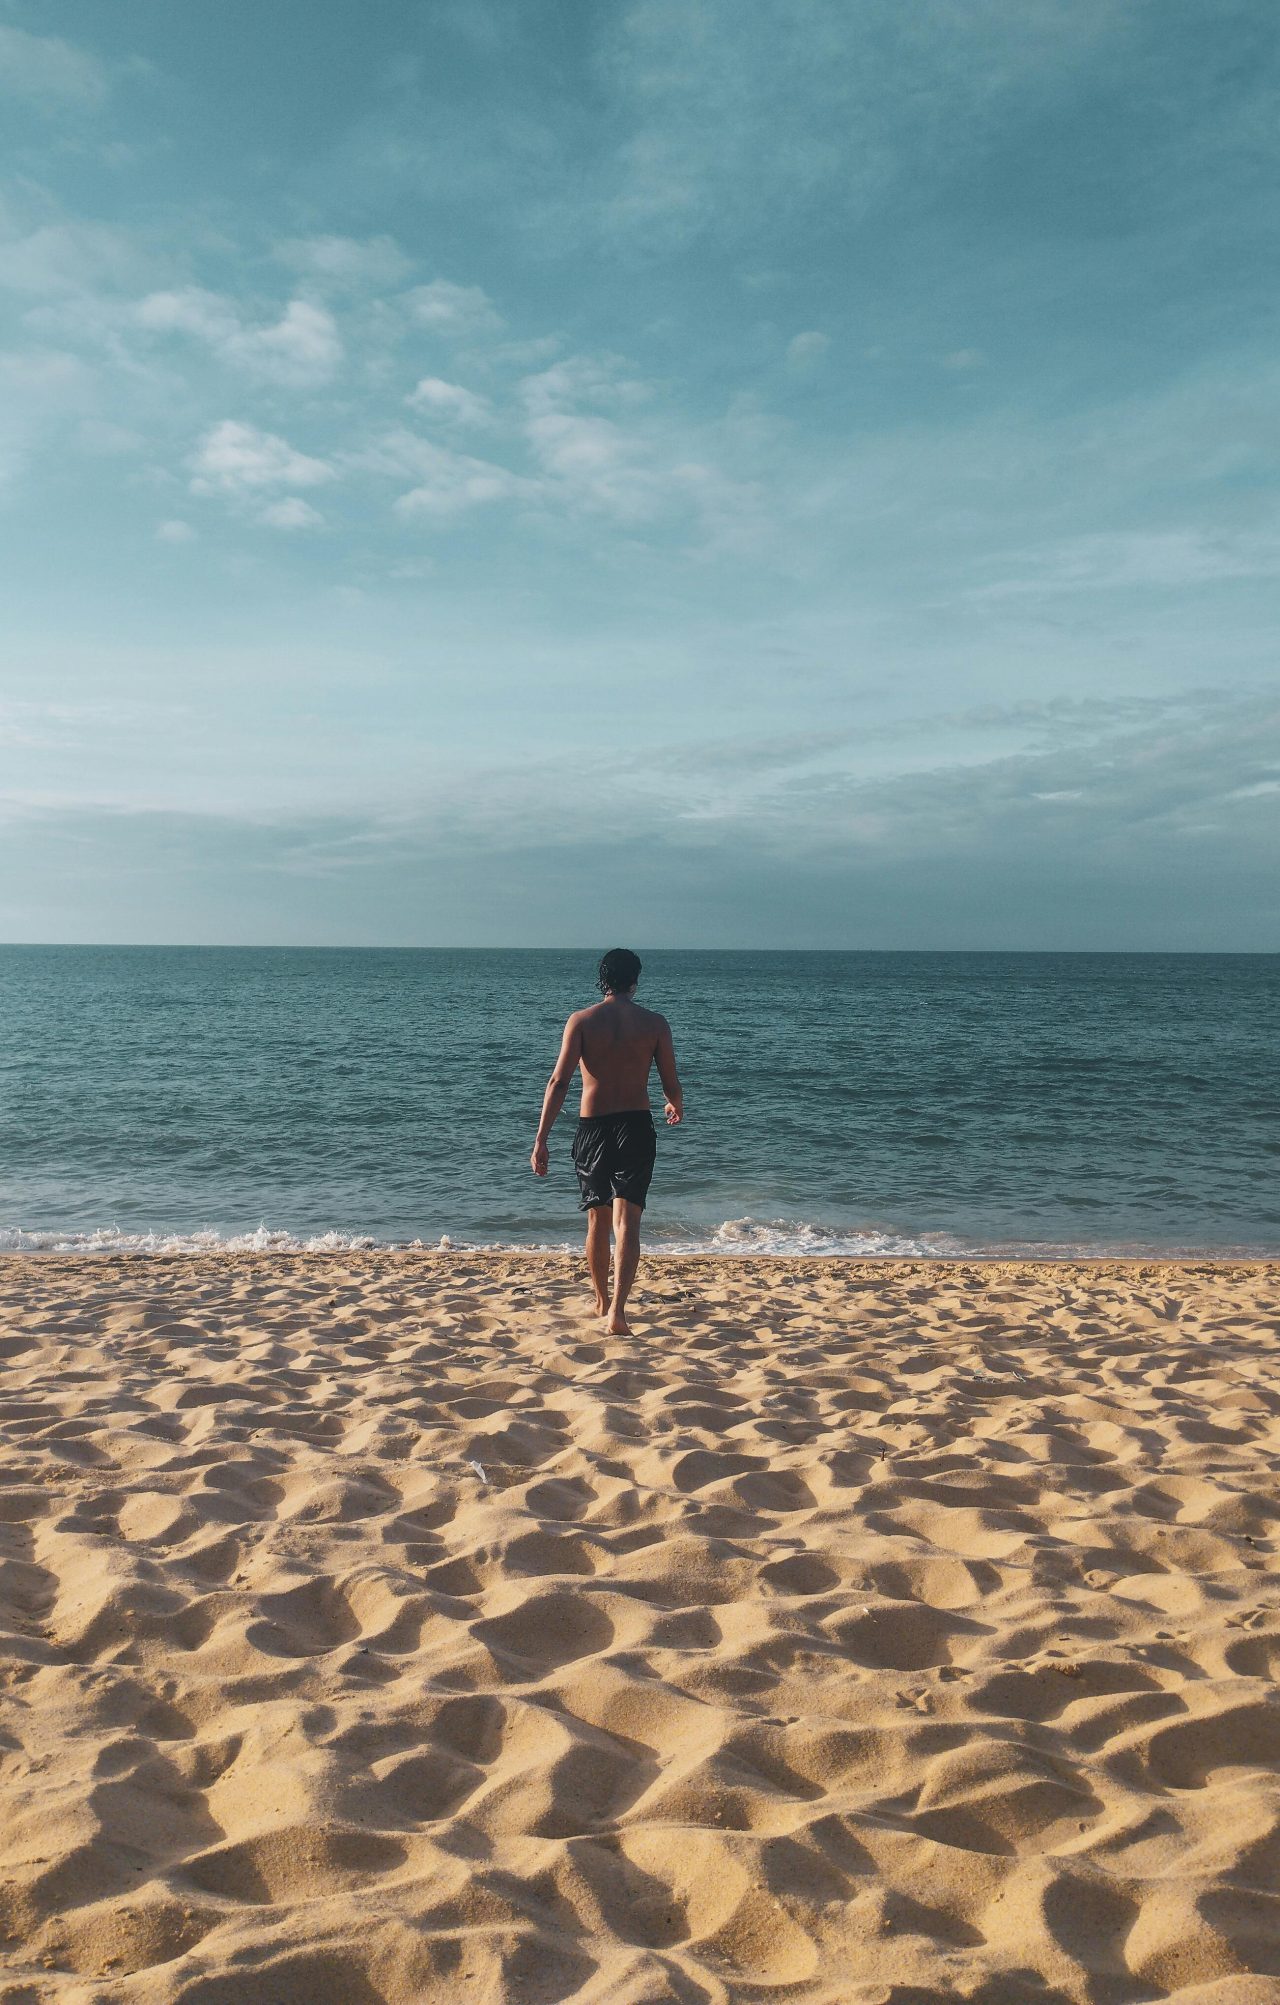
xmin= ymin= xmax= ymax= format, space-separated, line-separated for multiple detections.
xmin=585 ymin=1204 xmax=611 ymax=1317
xmin=607 ymin=1198 xmax=643 ymax=1335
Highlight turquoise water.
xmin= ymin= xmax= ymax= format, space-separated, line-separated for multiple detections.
xmin=0 ymin=947 xmax=1276 ymax=1256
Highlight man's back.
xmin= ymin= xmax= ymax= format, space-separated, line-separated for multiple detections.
xmin=576 ymin=997 xmax=665 ymax=1116
xmin=531 ymin=948 xmax=682 ymax=1333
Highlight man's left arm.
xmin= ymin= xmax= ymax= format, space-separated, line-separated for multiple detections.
xmin=655 ymin=1015 xmax=684 ymax=1125
xmin=531 ymin=1015 xmax=583 ymax=1176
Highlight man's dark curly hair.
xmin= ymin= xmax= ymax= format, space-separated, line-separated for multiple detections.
xmin=597 ymin=947 xmax=642 ymax=996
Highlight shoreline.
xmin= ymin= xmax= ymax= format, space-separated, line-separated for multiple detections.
xmin=4 ymin=1246 xmax=1279 ymax=1275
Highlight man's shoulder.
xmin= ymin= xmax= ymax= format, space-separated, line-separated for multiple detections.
xmin=577 ymin=1002 xmax=666 ymax=1034
xmin=575 ymin=1000 xmax=666 ymax=1031
xmin=571 ymin=1001 xmax=615 ymax=1029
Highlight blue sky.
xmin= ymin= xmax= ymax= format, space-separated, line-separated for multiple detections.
xmin=1 ymin=0 xmax=1276 ymax=946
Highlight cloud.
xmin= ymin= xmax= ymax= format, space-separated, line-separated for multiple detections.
xmin=0 ymin=24 xmax=109 ymax=106
xmin=0 ymin=346 xmax=91 ymax=397
xmin=156 ymin=518 xmax=196 ymax=543
xmin=345 ymin=427 xmax=531 ymax=517
xmin=78 ymin=418 xmax=143 ymax=455
xmin=519 ymin=354 xmax=651 ymax=418
xmin=394 ymin=447 xmax=528 ymax=518
xmin=403 ymin=279 xmax=502 ymax=336
xmin=0 ymin=211 xmax=143 ymax=297
xmin=760 ymin=692 xmax=1280 ymax=862
xmin=524 ymin=402 xmax=626 ymax=462
xmin=136 ymin=290 xmax=342 ymax=386
xmin=411 ymin=689 xmax=1280 ymax=875
xmin=513 ymin=351 xmax=763 ymax=541
xmin=942 ymin=348 xmax=985 ymax=371
xmin=517 ymin=353 xmax=667 ymax=519
xmin=136 ymin=288 xmax=235 ymax=342
xmin=235 ymin=299 xmax=341 ymax=385
xmin=406 ymin=377 xmax=493 ymax=426
xmin=273 ymin=233 xmax=411 ymax=291
xmin=593 ymin=0 xmax=1128 ymax=246
xmin=786 ymin=330 xmax=829 ymax=370
xmin=190 ymin=420 xmax=334 ymax=497
xmin=0 ymin=345 xmax=97 ymax=485
xmin=488 ymin=333 xmax=563 ymax=371
xmin=259 ymin=497 xmax=324 ymax=531
xmin=7 ymin=690 xmax=1273 ymax=948
xmin=971 ymin=529 xmax=1280 ymax=600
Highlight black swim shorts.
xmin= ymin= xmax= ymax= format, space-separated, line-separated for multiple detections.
xmin=571 ymin=1110 xmax=658 ymax=1211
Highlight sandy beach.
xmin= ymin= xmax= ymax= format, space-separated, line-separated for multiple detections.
xmin=1 ymin=1252 xmax=1278 ymax=2004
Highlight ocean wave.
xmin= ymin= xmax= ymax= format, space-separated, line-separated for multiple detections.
xmin=647 ymin=1217 xmax=972 ymax=1258
xmin=0 ymin=1224 xmax=387 ymax=1257
xmin=1 ymin=1216 xmax=1258 ymax=1261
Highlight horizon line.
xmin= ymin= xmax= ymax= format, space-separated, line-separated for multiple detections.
xmin=0 ymin=942 xmax=1276 ymax=957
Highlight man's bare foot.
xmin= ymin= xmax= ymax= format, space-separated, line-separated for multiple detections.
xmin=592 ymin=1290 xmax=609 ymax=1317
xmin=606 ymin=1310 xmax=632 ymax=1336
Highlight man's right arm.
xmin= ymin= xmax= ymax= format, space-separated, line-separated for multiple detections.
xmin=655 ymin=1016 xmax=684 ymax=1125
xmin=531 ymin=1014 xmax=583 ymax=1174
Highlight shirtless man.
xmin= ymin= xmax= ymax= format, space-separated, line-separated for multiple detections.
xmin=531 ymin=948 xmax=683 ymax=1334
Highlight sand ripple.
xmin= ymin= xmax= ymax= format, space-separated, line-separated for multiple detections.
xmin=1 ymin=1253 xmax=1279 ymax=2002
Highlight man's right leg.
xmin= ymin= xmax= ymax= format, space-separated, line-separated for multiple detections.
xmin=585 ymin=1204 xmax=612 ymax=1317
xmin=607 ymin=1198 xmax=643 ymax=1335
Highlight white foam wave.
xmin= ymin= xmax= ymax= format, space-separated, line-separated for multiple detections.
xmin=0 ymin=1223 xmax=387 ymax=1257
xmin=649 ymin=1219 xmax=1268 ymax=1260
xmin=648 ymin=1217 xmax=971 ymax=1258
xmin=0 ymin=1217 xmax=1259 ymax=1261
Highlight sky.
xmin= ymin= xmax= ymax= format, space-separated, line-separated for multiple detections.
xmin=1 ymin=0 xmax=1277 ymax=948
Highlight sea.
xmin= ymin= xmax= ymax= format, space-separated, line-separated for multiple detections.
xmin=0 ymin=947 xmax=1276 ymax=1260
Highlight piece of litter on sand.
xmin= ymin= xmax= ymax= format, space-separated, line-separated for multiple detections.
xmin=468 ymin=1459 xmax=486 ymax=1484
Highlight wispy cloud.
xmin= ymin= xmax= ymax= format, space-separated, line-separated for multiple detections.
xmin=0 ymin=24 xmax=110 ymax=107
xmin=518 ymin=355 xmax=651 ymax=417
xmin=137 ymin=290 xmax=342 ymax=387
xmin=0 ymin=205 xmax=144 ymax=298
xmin=785 ymin=330 xmax=829 ymax=370
xmin=403 ymin=279 xmax=502 ymax=336
xmin=190 ymin=420 xmax=335 ymax=497
xmin=259 ymin=497 xmax=325 ymax=531
xmin=389 ymin=440 xmax=530 ymax=517
xmin=970 ymin=528 xmax=1280 ymax=599
xmin=273 ymin=233 xmax=412 ymax=291
xmin=592 ymin=0 xmax=1125 ymax=245
xmin=514 ymin=350 xmax=760 ymax=534
xmin=523 ymin=407 xmax=650 ymax=515
xmin=406 ymin=377 xmax=493 ymax=426
xmin=5 ymin=690 xmax=1274 ymax=947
